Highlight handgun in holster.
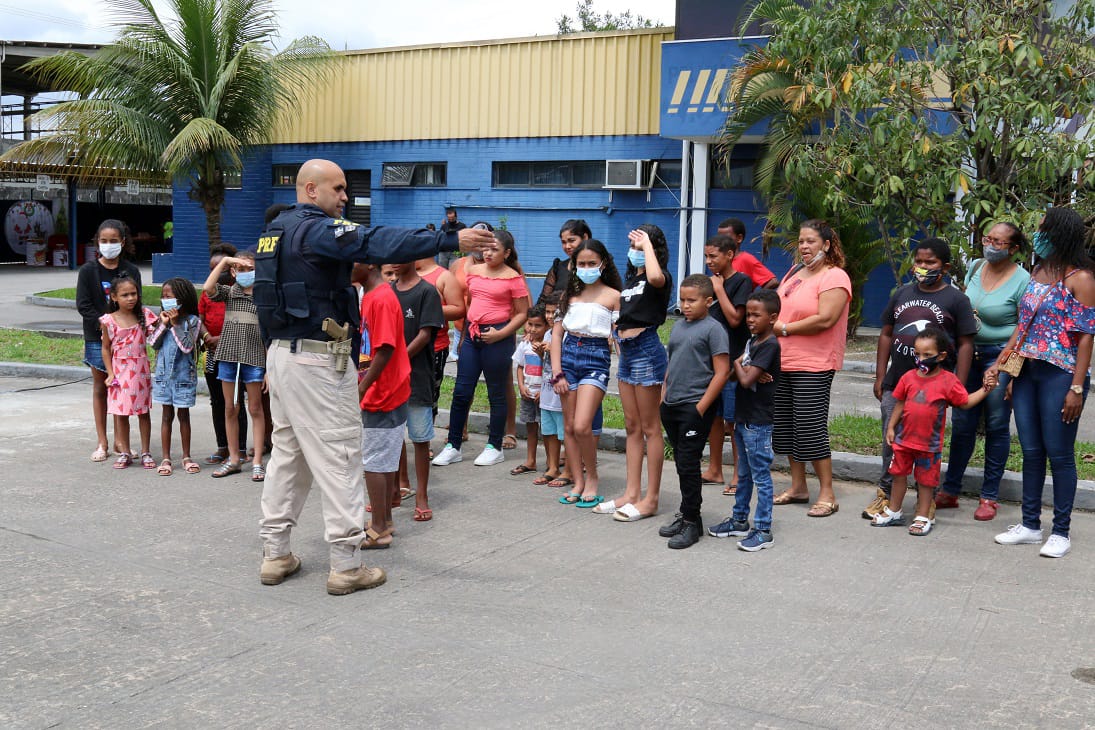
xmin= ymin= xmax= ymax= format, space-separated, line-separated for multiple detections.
xmin=321 ymin=318 xmax=353 ymax=373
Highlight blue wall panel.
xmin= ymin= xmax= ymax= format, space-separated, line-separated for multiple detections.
xmin=166 ymin=135 xmax=895 ymax=325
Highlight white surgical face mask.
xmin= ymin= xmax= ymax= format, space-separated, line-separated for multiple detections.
xmin=99 ymin=243 xmax=123 ymax=260
xmin=805 ymin=248 xmax=828 ymax=269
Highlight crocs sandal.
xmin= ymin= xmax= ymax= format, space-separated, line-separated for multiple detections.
xmin=157 ymin=459 xmax=173 ymax=476
xmin=251 ymin=464 xmax=265 ymax=482
xmin=182 ymin=458 xmax=200 ymax=474
xmin=113 ymin=452 xmax=133 ymax=470
xmin=140 ymin=452 xmax=156 ymax=470
xmin=211 ymin=461 xmax=242 ymax=478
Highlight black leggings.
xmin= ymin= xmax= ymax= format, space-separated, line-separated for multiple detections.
xmin=205 ymin=371 xmax=247 ymax=451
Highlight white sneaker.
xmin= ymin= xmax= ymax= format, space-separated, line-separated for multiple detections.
xmin=1039 ymin=534 xmax=1071 ymax=558
xmin=994 ymin=524 xmax=1043 ymax=545
xmin=473 ymin=445 xmax=505 ymax=466
xmin=431 ymin=444 xmax=463 ymax=466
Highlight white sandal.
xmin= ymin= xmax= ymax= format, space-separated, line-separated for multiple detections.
xmin=591 ymin=499 xmax=617 ymax=515
xmin=909 ymin=516 xmax=934 ymax=536
xmin=871 ymin=507 xmax=904 ymax=527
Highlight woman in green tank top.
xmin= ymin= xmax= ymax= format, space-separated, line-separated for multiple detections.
xmin=937 ymin=222 xmax=1030 ymax=520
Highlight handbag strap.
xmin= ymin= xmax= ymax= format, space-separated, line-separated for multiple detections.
xmin=1013 ymin=268 xmax=1071 ymax=350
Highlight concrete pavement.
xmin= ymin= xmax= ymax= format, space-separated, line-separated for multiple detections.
xmin=2 ymin=373 xmax=1095 ymax=728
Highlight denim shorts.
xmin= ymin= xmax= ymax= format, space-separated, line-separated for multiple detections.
xmin=83 ymin=341 xmax=106 ymax=373
xmin=405 ymin=405 xmax=435 ymax=443
xmin=561 ymin=334 xmax=611 ymax=392
xmin=153 ymin=376 xmax=197 ymax=408
xmin=217 ymin=360 xmax=266 ymax=384
xmin=721 ymin=380 xmax=737 ymax=422
xmin=616 ymin=327 xmax=667 ymax=387
xmin=541 ymin=408 xmax=564 ymax=437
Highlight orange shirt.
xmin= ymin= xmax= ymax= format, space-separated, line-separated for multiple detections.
xmin=777 ymin=265 xmax=852 ymax=372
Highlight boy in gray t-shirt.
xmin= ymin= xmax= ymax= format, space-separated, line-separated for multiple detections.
xmin=659 ymin=274 xmax=731 ymax=549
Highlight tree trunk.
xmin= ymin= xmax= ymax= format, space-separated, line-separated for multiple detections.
xmin=203 ymin=199 xmax=222 ymax=249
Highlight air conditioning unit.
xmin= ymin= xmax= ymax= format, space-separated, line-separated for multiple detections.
xmin=604 ymin=159 xmax=656 ymax=190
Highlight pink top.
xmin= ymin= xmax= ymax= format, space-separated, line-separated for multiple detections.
xmin=732 ymin=251 xmax=776 ymax=288
xmin=777 ymin=266 xmax=852 ymax=372
xmin=465 ymin=272 xmax=529 ymax=337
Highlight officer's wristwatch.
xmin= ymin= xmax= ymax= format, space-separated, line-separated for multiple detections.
xmin=1070 ymin=384 xmax=1084 ymax=395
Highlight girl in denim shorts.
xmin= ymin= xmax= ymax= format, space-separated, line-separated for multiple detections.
xmin=593 ymin=225 xmax=671 ymax=522
xmin=549 ymin=240 xmax=622 ymax=508
xmin=151 ymin=277 xmax=205 ymax=476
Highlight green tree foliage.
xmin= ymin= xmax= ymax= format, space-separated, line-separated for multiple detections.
xmin=556 ymin=0 xmax=659 ymax=33
xmin=0 ymin=0 xmax=333 ymax=247
xmin=722 ymin=0 xmax=1095 ymax=287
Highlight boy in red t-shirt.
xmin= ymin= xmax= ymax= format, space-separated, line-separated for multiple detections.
xmin=872 ymin=327 xmax=995 ymax=536
xmin=356 ymin=263 xmax=412 ymax=550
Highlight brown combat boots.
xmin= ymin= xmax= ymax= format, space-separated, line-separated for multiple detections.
xmin=260 ymin=553 xmax=301 ymax=585
xmin=326 ymin=565 xmax=387 ymax=595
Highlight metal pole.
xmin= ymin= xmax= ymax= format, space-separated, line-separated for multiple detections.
xmin=68 ymin=179 xmax=78 ymax=270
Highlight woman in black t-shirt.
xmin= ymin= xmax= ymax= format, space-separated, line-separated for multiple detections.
xmin=537 ymin=219 xmax=591 ymax=307
xmin=75 ymin=219 xmax=143 ymax=462
xmin=594 ymin=224 xmax=672 ymax=522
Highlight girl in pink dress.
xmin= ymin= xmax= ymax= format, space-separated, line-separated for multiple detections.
xmin=100 ymin=275 xmax=158 ymax=469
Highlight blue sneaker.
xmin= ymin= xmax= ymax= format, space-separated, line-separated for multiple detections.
xmin=708 ymin=516 xmax=750 ymax=538
xmin=737 ymin=529 xmax=774 ymax=552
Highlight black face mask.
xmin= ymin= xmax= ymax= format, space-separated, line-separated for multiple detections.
xmin=912 ymin=267 xmax=944 ymax=287
xmin=916 ymin=354 xmax=944 ymax=372
xmin=218 ymin=271 xmax=235 ymax=286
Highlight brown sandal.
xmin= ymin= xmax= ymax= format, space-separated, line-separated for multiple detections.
xmin=360 ymin=527 xmax=393 ymax=550
xmin=774 ymin=489 xmax=810 ymax=505
xmin=807 ymin=501 xmax=839 ymax=517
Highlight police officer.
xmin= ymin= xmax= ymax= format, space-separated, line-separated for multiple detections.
xmin=254 ymin=159 xmax=492 ymax=595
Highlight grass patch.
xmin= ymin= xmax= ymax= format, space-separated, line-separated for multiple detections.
xmin=37 ymin=286 xmax=165 ymax=305
xmin=829 ymin=412 xmax=1095 ymax=481
xmin=0 ymin=328 xmax=85 ymax=366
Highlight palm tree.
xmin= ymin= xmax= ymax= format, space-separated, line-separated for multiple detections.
xmin=718 ymin=0 xmax=883 ymax=334
xmin=1 ymin=0 xmax=333 ymax=247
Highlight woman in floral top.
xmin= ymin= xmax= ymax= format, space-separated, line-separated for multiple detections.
xmin=988 ymin=208 xmax=1095 ymax=558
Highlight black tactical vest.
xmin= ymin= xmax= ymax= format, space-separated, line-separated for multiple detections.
xmin=253 ymin=205 xmax=359 ymax=342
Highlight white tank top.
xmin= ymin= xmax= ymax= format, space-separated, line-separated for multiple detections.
xmin=562 ymin=301 xmax=618 ymax=338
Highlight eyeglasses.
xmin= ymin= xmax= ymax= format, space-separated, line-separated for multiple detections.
xmin=982 ymin=236 xmax=1011 ymax=247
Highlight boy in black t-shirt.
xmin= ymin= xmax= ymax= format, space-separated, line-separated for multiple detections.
xmin=391 ymin=261 xmax=445 ymax=522
xmin=708 ymin=290 xmax=781 ymax=551
xmin=866 ymin=238 xmax=977 ymax=520
xmin=702 ymin=234 xmax=755 ymax=494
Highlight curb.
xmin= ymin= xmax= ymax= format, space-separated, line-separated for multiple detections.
xmin=4 ymin=360 xmax=1092 ymax=512
xmin=25 ymin=295 xmax=78 ymax=309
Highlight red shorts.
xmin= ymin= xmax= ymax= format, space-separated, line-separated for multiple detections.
xmin=887 ymin=445 xmax=942 ymax=487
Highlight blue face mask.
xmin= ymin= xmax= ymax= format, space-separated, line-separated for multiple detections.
xmin=627 ymin=249 xmax=646 ymax=268
xmin=576 ymin=267 xmax=602 ymax=285
xmin=160 ymin=298 xmax=178 ymax=311
xmin=235 ymin=271 xmax=256 ymax=288
xmin=1032 ymin=231 xmax=1053 ymax=259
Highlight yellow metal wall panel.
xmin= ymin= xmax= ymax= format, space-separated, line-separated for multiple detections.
xmin=273 ymin=28 xmax=672 ymax=143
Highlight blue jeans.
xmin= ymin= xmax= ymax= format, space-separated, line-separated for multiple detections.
xmin=1011 ymin=358 xmax=1089 ymax=537
xmin=941 ymin=345 xmax=1011 ymax=500
xmin=732 ymin=422 xmax=775 ymax=532
xmin=447 ymin=323 xmax=515 ymax=450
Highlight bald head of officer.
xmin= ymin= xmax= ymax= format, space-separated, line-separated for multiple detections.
xmin=294 ymin=159 xmax=493 ymax=254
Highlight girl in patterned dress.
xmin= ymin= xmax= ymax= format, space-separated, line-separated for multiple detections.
xmin=100 ymin=275 xmax=158 ymax=469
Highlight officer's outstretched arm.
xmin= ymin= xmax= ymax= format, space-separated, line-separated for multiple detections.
xmin=311 ymin=219 xmax=457 ymax=264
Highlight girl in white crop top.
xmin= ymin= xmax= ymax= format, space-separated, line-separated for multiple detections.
xmin=549 ymin=240 xmax=622 ymax=507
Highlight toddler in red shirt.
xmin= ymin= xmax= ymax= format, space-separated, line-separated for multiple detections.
xmin=873 ymin=327 xmax=996 ymax=536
